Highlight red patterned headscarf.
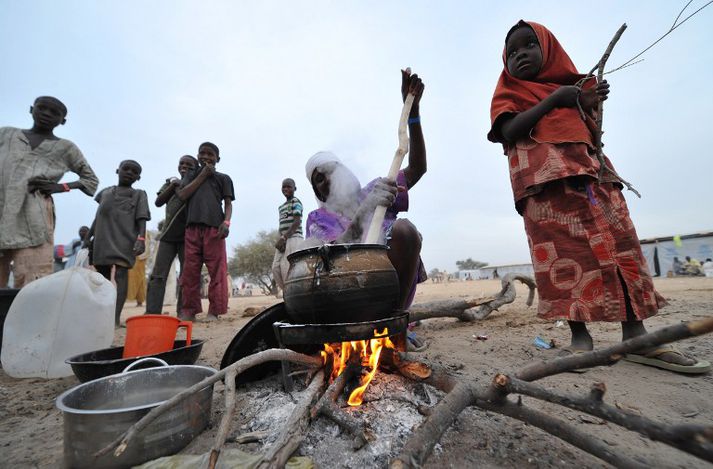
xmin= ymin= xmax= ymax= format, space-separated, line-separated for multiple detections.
xmin=488 ymin=20 xmax=595 ymax=147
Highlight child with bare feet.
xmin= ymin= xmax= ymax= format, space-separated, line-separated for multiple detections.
xmin=87 ymin=160 xmax=150 ymax=326
xmin=176 ymin=143 xmax=234 ymax=322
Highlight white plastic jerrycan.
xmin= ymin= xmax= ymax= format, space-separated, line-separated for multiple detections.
xmin=1 ymin=250 xmax=115 ymax=378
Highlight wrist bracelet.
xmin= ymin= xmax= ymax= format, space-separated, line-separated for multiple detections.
xmin=62 ymin=183 xmax=71 ymax=192
xmin=137 ymin=236 xmax=145 ymax=241
xmin=408 ymin=116 xmax=421 ymax=125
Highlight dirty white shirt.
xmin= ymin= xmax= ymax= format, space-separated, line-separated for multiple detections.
xmin=0 ymin=127 xmax=99 ymax=249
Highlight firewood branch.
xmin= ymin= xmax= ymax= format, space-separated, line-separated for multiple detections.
xmin=207 ymin=368 xmax=238 ymax=469
xmin=312 ymin=363 xmax=368 ymax=448
xmin=474 ymin=397 xmax=648 ymax=469
xmin=515 ymin=317 xmax=713 ymax=381
xmin=577 ymin=23 xmax=641 ymax=197
xmin=390 ymin=382 xmax=474 ymax=468
xmin=258 ymin=370 xmax=327 ymax=469
xmin=392 ymin=317 xmax=713 ymax=468
xmin=606 ymin=0 xmax=713 ymax=75
xmin=408 ymin=274 xmax=536 ymax=322
xmin=493 ymin=376 xmax=713 ymax=463
xmin=94 ymin=349 xmax=324 ymax=460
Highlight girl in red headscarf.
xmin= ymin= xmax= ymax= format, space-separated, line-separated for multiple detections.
xmin=488 ymin=20 xmax=708 ymax=373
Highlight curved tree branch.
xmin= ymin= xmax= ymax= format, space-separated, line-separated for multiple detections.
xmin=94 ymin=349 xmax=323 ymax=460
xmin=408 ymin=274 xmax=536 ymax=322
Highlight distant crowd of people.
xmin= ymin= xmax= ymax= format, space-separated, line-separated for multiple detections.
xmin=673 ymin=256 xmax=713 ymax=277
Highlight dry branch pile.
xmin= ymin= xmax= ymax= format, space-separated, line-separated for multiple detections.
xmin=95 ymin=317 xmax=713 ymax=468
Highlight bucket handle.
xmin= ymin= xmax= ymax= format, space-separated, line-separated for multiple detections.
xmin=122 ymin=357 xmax=169 ymax=374
xmin=178 ymin=320 xmax=192 ymax=346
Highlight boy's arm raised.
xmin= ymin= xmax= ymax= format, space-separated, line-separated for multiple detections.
xmin=155 ymin=179 xmax=179 ymax=207
xmin=175 ymin=165 xmax=213 ymax=202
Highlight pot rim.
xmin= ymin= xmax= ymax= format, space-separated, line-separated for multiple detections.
xmin=287 ymin=243 xmax=389 ymax=262
xmin=55 ymin=365 xmax=216 ymax=415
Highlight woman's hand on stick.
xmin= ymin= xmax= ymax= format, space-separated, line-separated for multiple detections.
xmin=401 ymin=68 xmax=424 ymax=115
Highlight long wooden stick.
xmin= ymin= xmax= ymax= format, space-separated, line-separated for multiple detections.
xmin=258 ymin=370 xmax=326 ymax=469
xmin=496 ymin=376 xmax=713 ymax=462
xmin=312 ymin=363 xmax=368 ymax=448
xmin=207 ymin=368 xmax=238 ymax=469
xmin=475 ymin=398 xmax=647 ymax=469
xmin=392 ymin=317 xmax=713 ymax=468
xmin=516 ymin=317 xmax=713 ymax=381
xmin=94 ymin=349 xmax=323 ymax=460
xmin=364 ymin=93 xmax=415 ymax=243
xmin=578 ymin=24 xmax=641 ymax=197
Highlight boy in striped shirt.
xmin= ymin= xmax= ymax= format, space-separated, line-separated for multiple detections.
xmin=272 ymin=178 xmax=303 ymax=292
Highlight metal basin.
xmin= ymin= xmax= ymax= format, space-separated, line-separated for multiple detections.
xmin=65 ymin=339 xmax=205 ymax=383
xmin=284 ymin=243 xmax=399 ymax=324
xmin=56 ymin=359 xmax=215 ymax=468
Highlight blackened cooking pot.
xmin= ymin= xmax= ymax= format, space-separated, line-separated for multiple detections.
xmin=283 ymin=243 xmax=399 ymax=324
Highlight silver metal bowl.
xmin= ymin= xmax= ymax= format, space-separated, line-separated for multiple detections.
xmin=56 ymin=358 xmax=215 ymax=468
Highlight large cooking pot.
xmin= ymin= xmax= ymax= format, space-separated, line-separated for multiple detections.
xmin=56 ymin=358 xmax=215 ymax=469
xmin=284 ymin=243 xmax=399 ymax=324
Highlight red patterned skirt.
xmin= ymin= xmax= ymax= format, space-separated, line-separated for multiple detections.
xmin=522 ymin=179 xmax=666 ymax=322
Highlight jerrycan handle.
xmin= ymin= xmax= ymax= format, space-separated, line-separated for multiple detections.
xmin=74 ymin=248 xmax=91 ymax=268
xmin=178 ymin=320 xmax=192 ymax=346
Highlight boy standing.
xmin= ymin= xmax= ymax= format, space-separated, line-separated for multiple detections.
xmin=0 ymin=97 xmax=98 ymax=288
xmin=88 ymin=160 xmax=150 ymax=326
xmin=177 ymin=142 xmax=234 ymax=321
xmin=272 ymin=178 xmax=303 ymax=292
xmin=145 ymin=155 xmax=198 ymax=315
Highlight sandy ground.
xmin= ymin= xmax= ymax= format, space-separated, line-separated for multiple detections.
xmin=1 ymin=277 xmax=712 ymax=468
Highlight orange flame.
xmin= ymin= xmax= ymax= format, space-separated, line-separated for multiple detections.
xmin=322 ymin=328 xmax=396 ymax=406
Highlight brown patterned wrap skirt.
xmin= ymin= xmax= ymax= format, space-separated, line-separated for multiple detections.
xmin=522 ymin=178 xmax=666 ymax=322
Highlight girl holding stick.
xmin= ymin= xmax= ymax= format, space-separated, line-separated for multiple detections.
xmin=487 ymin=20 xmax=708 ymax=373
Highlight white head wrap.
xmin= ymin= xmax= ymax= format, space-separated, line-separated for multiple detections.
xmin=305 ymin=151 xmax=340 ymax=181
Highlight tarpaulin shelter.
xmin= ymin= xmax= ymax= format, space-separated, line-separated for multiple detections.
xmin=639 ymin=231 xmax=713 ymax=277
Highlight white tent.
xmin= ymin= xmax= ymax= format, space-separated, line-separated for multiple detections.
xmin=639 ymin=231 xmax=713 ymax=277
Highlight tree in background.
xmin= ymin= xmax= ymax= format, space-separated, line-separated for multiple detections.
xmin=228 ymin=230 xmax=280 ymax=296
xmin=455 ymin=258 xmax=488 ymax=271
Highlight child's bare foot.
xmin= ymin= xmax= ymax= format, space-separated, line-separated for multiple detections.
xmin=567 ymin=320 xmax=593 ymax=352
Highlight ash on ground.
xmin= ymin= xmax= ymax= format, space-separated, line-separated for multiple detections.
xmin=231 ymin=371 xmax=443 ymax=468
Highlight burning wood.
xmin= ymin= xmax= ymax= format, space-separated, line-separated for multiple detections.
xmin=320 ymin=327 xmax=398 ymax=406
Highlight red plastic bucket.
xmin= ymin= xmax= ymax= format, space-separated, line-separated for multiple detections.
xmin=123 ymin=316 xmax=192 ymax=358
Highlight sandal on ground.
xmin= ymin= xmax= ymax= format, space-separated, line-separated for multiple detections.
xmin=407 ymin=331 xmax=428 ymax=352
xmin=624 ymin=346 xmax=711 ymax=374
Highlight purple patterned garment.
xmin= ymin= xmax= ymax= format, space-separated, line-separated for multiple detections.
xmin=306 ymin=170 xmax=426 ymax=308
xmin=306 ymin=170 xmax=409 ymax=241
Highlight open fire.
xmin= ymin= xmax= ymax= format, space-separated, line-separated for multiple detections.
xmin=321 ymin=328 xmax=396 ymax=406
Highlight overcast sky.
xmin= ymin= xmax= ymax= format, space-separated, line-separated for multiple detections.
xmin=2 ymin=1 xmax=711 ymax=272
